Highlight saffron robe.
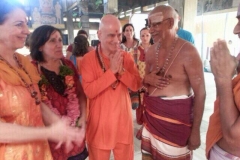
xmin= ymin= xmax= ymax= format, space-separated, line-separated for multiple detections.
xmin=206 ymin=74 xmax=240 ymax=158
xmin=0 ymin=53 xmax=52 ymax=160
xmin=80 ymin=49 xmax=142 ymax=149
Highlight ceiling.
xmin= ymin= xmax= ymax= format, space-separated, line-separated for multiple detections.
xmin=66 ymin=0 xmax=167 ymax=18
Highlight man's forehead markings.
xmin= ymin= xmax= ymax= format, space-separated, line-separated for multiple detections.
xmin=149 ymin=12 xmax=164 ymax=23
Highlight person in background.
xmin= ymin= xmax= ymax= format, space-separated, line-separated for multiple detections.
xmin=206 ymin=4 xmax=240 ymax=159
xmin=175 ymin=9 xmax=195 ymax=45
xmin=25 ymin=33 xmax=31 ymax=49
xmin=66 ymin=30 xmax=94 ymax=60
xmin=25 ymin=33 xmax=32 ymax=60
xmin=121 ymin=23 xmax=139 ymax=52
xmin=138 ymin=27 xmax=152 ymax=63
xmin=0 ymin=1 xmax=82 ymax=159
xmin=71 ymin=34 xmax=92 ymax=75
xmin=141 ymin=5 xmax=205 ymax=159
xmin=72 ymin=34 xmax=92 ymax=128
xmin=30 ymin=25 xmax=87 ymax=160
xmin=137 ymin=27 xmax=152 ymax=104
xmin=80 ymin=14 xmax=142 ymax=160
xmin=135 ymin=27 xmax=152 ymax=137
xmin=121 ymin=23 xmax=141 ymax=109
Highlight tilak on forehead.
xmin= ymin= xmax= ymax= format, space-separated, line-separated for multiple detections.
xmin=148 ymin=12 xmax=164 ymax=23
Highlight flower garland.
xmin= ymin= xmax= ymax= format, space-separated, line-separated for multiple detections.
xmin=38 ymin=65 xmax=80 ymax=126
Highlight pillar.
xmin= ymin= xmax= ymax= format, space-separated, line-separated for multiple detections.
xmin=66 ymin=10 xmax=74 ymax=44
xmin=79 ymin=1 xmax=90 ymax=35
xmin=183 ymin=0 xmax=197 ymax=33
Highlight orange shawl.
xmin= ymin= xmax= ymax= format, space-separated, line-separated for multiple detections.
xmin=206 ymin=74 xmax=240 ymax=158
xmin=0 ymin=53 xmax=40 ymax=86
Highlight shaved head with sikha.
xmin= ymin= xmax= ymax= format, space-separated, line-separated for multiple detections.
xmin=98 ymin=14 xmax=122 ymax=56
xmin=149 ymin=5 xmax=178 ymax=30
xmin=148 ymin=5 xmax=178 ymax=44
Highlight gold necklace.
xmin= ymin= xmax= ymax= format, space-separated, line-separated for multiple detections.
xmin=156 ymin=37 xmax=178 ymax=77
xmin=0 ymin=53 xmax=40 ymax=105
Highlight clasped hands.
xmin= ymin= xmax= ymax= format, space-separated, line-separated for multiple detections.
xmin=210 ymin=39 xmax=238 ymax=80
xmin=109 ymin=49 xmax=124 ymax=75
xmin=144 ymin=70 xmax=171 ymax=89
xmin=48 ymin=117 xmax=85 ymax=154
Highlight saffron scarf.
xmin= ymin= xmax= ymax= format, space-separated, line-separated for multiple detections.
xmin=206 ymin=74 xmax=240 ymax=158
xmin=0 ymin=53 xmax=40 ymax=86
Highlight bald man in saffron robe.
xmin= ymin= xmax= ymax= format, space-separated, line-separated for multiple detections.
xmin=80 ymin=15 xmax=142 ymax=160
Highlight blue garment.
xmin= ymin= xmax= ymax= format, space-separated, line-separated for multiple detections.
xmin=70 ymin=55 xmax=82 ymax=82
xmin=70 ymin=55 xmax=77 ymax=66
xmin=177 ymin=28 xmax=195 ymax=45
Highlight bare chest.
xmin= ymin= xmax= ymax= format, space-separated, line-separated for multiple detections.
xmin=149 ymin=48 xmax=182 ymax=73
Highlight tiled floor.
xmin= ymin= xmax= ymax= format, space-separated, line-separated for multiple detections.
xmin=88 ymin=72 xmax=216 ymax=160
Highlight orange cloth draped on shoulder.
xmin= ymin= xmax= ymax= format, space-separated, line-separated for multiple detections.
xmin=0 ymin=53 xmax=40 ymax=85
xmin=0 ymin=53 xmax=53 ymax=160
xmin=80 ymin=49 xmax=142 ymax=150
xmin=206 ymin=74 xmax=240 ymax=158
xmin=76 ymin=56 xmax=83 ymax=75
xmin=76 ymin=56 xmax=90 ymax=118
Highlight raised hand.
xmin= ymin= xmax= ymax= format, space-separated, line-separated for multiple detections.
xmin=210 ymin=39 xmax=238 ymax=79
xmin=109 ymin=49 xmax=123 ymax=74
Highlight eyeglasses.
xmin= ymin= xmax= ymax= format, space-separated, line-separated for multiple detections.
xmin=148 ymin=18 xmax=171 ymax=29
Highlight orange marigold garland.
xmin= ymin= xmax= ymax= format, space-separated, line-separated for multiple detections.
xmin=39 ymin=65 xmax=80 ymax=126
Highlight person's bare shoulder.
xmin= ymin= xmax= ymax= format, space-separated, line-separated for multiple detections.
xmin=177 ymin=39 xmax=200 ymax=59
xmin=176 ymin=39 xmax=202 ymax=72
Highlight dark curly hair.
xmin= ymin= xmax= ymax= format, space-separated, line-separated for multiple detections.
xmin=30 ymin=25 xmax=62 ymax=62
xmin=72 ymin=35 xmax=89 ymax=57
xmin=121 ymin=23 xmax=138 ymax=43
